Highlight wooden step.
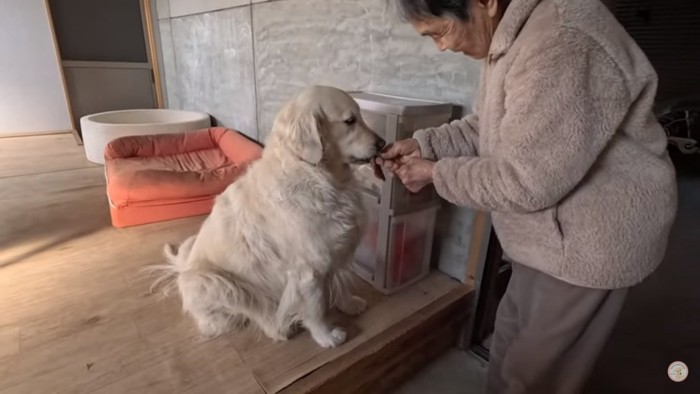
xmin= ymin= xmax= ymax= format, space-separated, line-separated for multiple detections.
xmin=282 ymin=283 xmax=473 ymax=394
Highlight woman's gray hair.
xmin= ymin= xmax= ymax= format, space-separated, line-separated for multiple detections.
xmin=395 ymin=0 xmax=471 ymax=21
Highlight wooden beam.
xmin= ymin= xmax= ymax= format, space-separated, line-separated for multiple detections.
xmin=464 ymin=211 xmax=491 ymax=287
xmin=141 ymin=0 xmax=164 ymax=109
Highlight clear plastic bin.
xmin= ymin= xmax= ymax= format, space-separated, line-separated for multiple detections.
xmin=386 ymin=208 xmax=437 ymax=289
xmin=351 ymin=92 xmax=452 ymax=215
xmin=352 ymin=162 xmax=439 ymax=215
xmin=354 ymin=192 xmax=380 ymax=275
xmin=350 ymin=92 xmax=449 ymax=292
xmin=360 ymin=110 xmax=391 ymax=141
xmin=354 ymin=192 xmax=439 ymax=294
xmin=383 ymin=175 xmax=439 ymax=215
xmin=352 ymin=92 xmax=453 ymax=144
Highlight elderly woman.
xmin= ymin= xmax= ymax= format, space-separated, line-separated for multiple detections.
xmin=381 ymin=0 xmax=678 ymax=392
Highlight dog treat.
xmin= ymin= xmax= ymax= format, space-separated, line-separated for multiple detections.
xmin=371 ymin=158 xmax=386 ymax=181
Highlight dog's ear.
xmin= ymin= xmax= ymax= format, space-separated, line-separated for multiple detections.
xmin=278 ymin=102 xmax=325 ymax=164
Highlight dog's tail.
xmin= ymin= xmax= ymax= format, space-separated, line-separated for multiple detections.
xmin=149 ymin=236 xmax=275 ymax=336
xmin=146 ymin=235 xmax=197 ymax=296
xmin=164 ymin=236 xmax=195 ymax=267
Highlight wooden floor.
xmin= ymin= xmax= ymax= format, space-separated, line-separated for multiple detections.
xmin=0 ymin=134 xmax=467 ymax=394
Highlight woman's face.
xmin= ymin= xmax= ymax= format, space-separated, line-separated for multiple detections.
xmin=411 ymin=0 xmax=500 ymax=59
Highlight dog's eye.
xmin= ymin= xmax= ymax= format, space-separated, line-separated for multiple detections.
xmin=344 ymin=116 xmax=356 ymax=125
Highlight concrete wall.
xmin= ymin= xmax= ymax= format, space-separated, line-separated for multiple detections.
xmin=0 ymin=0 xmax=72 ymax=135
xmin=154 ymin=0 xmax=485 ymax=280
xmin=155 ymin=0 xmax=480 ymax=141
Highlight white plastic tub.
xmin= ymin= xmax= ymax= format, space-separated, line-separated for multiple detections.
xmin=80 ymin=109 xmax=211 ymax=164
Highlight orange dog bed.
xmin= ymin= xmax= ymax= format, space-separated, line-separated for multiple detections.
xmin=104 ymin=127 xmax=262 ymax=228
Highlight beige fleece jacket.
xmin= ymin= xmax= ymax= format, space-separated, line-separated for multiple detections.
xmin=414 ymin=0 xmax=677 ymax=289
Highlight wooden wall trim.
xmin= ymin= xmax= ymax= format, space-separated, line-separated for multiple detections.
xmin=142 ymin=0 xmax=164 ymax=108
xmin=0 ymin=130 xmax=75 ymax=139
xmin=464 ymin=211 xmax=492 ymax=287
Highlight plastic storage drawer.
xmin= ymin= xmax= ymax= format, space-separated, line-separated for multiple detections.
xmin=350 ymin=92 xmax=452 ymax=215
xmin=354 ymin=192 xmax=439 ymax=294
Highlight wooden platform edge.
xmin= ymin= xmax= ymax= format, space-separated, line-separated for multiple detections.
xmin=280 ymin=284 xmax=473 ymax=394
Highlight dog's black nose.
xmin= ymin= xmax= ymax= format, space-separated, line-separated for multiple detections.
xmin=375 ymin=138 xmax=387 ymax=151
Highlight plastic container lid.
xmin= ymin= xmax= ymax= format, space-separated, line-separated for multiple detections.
xmin=350 ymin=92 xmax=453 ymax=116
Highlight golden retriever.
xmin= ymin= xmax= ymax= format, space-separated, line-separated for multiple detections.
xmin=156 ymin=86 xmax=386 ymax=348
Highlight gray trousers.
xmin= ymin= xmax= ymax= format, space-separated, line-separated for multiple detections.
xmin=487 ymin=262 xmax=628 ymax=394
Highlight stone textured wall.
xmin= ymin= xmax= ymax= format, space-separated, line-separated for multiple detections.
xmin=154 ymin=0 xmax=486 ymax=281
xmin=155 ymin=0 xmax=480 ymax=140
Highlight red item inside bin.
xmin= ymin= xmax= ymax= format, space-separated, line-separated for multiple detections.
xmin=391 ymin=222 xmax=424 ymax=285
xmin=365 ymin=221 xmax=424 ymax=287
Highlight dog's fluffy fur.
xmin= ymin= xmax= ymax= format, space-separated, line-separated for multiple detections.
xmin=154 ymin=86 xmax=385 ymax=348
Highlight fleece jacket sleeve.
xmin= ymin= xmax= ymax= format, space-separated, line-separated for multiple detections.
xmin=432 ymin=29 xmax=630 ymax=213
xmin=413 ymin=113 xmax=480 ymax=160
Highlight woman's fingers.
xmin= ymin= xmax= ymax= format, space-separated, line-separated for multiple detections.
xmin=380 ymin=139 xmax=418 ymax=159
xmin=378 ymin=139 xmax=422 ymax=182
xmin=392 ymin=158 xmax=435 ymax=194
xmin=379 ymin=158 xmax=400 ymax=172
xmin=394 ymin=162 xmax=412 ymax=182
xmin=379 ymin=143 xmax=400 ymax=160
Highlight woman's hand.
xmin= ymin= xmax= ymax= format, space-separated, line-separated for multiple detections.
xmin=376 ymin=138 xmax=422 ymax=171
xmin=394 ymin=157 xmax=435 ymax=193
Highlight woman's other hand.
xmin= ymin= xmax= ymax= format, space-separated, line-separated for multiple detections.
xmin=394 ymin=157 xmax=435 ymax=193
xmin=376 ymin=138 xmax=422 ymax=171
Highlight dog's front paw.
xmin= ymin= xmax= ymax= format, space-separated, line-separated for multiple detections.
xmin=261 ymin=324 xmax=292 ymax=342
xmin=339 ymin=295 xmax=367 ymax=316
xmin=312 ymin=327 xmax=347 ymax=348
xmin=279 ymin=323 xmax=302 ymax=340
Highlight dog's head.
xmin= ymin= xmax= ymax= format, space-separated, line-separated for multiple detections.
xmin=270 ymin=86 xmax=385 ymax=165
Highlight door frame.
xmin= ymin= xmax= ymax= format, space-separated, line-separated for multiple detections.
xmin=141 ymin=0 xmax=164 ymax=109
xmin=45 ymin=0 xmax=164 ymax=144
